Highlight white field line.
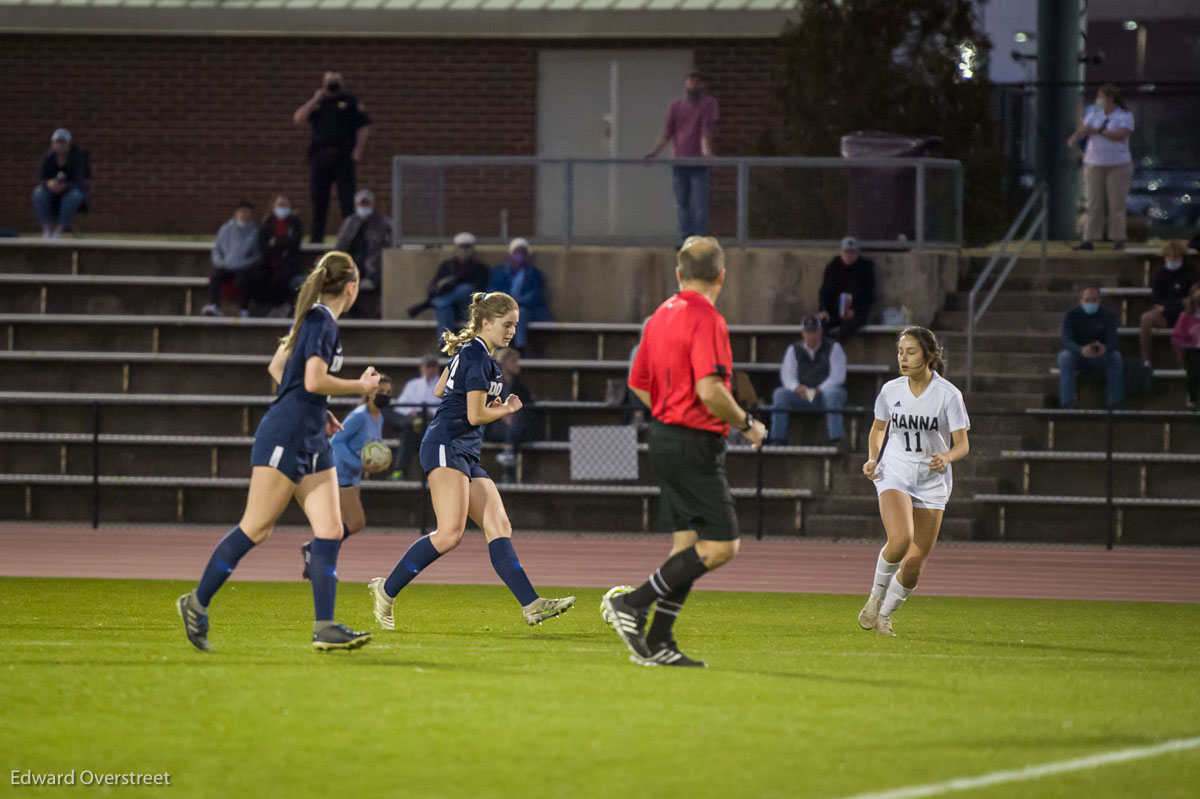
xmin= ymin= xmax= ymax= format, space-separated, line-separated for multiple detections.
xmin=837 ymin=736 xmax=1200 ymax=799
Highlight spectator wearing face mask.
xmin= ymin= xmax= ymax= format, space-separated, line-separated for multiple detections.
xmin=244 ymin=195 xmax=305 ymax=316
xmin=336 ymin=189 xmax=392 ymax=318
xmin=32 ymin=128 xmax=89 ymax=238
xmin=407 ymin=232 xmax=490 ymax=334
xmin=293 ymin=71 xmax=372 ymax=243
xmin=485 ymin=238 xmax=553 ymax=353
xmin=1067 ymin=84 xmax=1134 ymax=251
xmin=202 ymin=200 xmax=260 ymax=317
xmin=1057 ymin=286 xmax=1123 ymax=409
xmin=1140 ymin=239 xmax=1198 ymax=368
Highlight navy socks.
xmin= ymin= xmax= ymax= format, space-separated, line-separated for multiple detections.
xmin=308 ymin=537 xmax=341 ymax=622
xmin=488 ymin=537 xmax=538 ymax=607
xmin=195 ymin=527 xmax=255 ymax=607
xmin=383 ymin=534 xmax=442 ymax=598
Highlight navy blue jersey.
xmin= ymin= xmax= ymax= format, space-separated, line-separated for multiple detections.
xmin=422 ymin=337 xmax=504 ymax=457
xmin=255 ymin=304 xmax=344 ymax=452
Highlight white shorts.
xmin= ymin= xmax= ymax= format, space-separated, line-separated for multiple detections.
xmin=872 ymin=458 xmax=950 ymax=510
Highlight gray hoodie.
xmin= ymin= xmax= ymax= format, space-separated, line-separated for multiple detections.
xmin=211 ymin=218 xmax=260 ymax=271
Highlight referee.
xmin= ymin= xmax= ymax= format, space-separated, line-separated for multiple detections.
xmin=293 ymin=71 xmax=372 ymax=244
xmin=603 ymin=236 xmax=767 ymax=667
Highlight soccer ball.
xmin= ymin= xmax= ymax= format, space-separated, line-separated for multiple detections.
xmin=361 ymin=440 xmax=392 ymax=472
xmin=599 ymin=585 xmax=634 ymax=625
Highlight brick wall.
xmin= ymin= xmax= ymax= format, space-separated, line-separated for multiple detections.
xmin=0 ymin=34 xmax=776 ymax=236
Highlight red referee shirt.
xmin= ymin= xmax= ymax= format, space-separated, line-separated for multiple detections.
xmin=629 ymin=290 xmax=733 ymax=435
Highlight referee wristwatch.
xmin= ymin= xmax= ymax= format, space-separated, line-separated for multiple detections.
xmin=739 ymin=412 xmax=754 ymax=432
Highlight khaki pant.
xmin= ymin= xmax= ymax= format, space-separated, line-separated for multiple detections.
xmin=1083 ymin=161 xmax=1132 ymax=243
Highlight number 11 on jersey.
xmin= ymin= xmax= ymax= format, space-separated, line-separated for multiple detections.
xmin=903 ymin=431 xmax=923 ymax=452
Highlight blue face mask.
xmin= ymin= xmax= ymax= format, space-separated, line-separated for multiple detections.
xmin=1165 ymin=260 xmax=1183 ymax=271
xmin=356 ymin=206 xmax=373 ymax=218
xmin=273 ymin=207 xmax=290 ymax=219
xmin=1083 ymin=302 xmax=1100 ymax=315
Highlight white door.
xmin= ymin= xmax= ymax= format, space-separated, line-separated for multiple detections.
xmin=537 ymin=50 xmax=693 ymax=242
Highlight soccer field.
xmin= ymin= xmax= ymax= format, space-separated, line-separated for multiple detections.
xmin=2 ymin=578 xmax=1197 ymax=798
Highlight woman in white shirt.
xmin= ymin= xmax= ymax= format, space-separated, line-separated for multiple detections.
xmin=1067 ymin=83 xmax=1134 ymax=250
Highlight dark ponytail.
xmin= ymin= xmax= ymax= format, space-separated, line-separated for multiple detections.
xmin=899 ymin=326 xmax=945 ymax=375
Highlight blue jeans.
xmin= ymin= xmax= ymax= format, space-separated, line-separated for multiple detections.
xmin=769 ymin=385 xmax=847 ymax=442
xmin=1058 ymin=349 xmax=1124 ymax=408
xmin=432 ymin=283 xmax=476 ymax=334
xmin=32 ymin=185 xmax=86 ymax=230
xmin=672 ymin=165 xmax=710 ymax=243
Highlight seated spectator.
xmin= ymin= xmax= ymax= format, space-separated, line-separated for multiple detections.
xmin=1058 ymin=286 xmax=1123 ymax=409
xmin=382 ymin=354 xmax=442 ymax=480
xmin=246 ymin=195 xmax=304 ymax=317
xmin=768 ymin=315 xmax=847 ymax=447
xmin=407 ymin=232 xmax=490 ymax=334
xmin=336 ymin=188 xmax=392 ymax=318
xmin=1141 ymin=239 xmax=1198 ymax=368
xmin=818 ymin=236 xmax=876 ymax=343
xmin=484 ymin=347 xmax=535 ymax=482
xmin=32 ymin=129 xmax=89 ymax=239
xmin=486 ymin=237 xmax=553 ymax=353
xmin=1170 ymin=284 xmax=1200 ymax=409
xmin=202 ymin=201 xmax=260 ymax=317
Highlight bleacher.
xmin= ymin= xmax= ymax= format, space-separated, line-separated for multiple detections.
xmin=0 ymin=240 xmax=1196 ymax=542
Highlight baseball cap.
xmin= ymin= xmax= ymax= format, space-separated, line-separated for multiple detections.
xmin=840 ymin=236 xmax=859 ymax=251
xmin=801 ymin=315 xmax=822 ymax=331
xmin=51 ymin=128 xmax=71 ymax=142
xmin=453 ymin=232 xmax=476 ymax=247
xmin=508 ymin=237 xmax=530 ymax=254
xmin=354 ymin=189 xmax=374 ymax=204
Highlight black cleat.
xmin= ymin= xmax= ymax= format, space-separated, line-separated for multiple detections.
xmin=603 ymin=590 xmax=652 ymax=659
xmin=637 ymin=640 xmax=707 ymax=668
xmin=312 ymin=623 xmax=372 ymax=651
xmin=300 ymin=541 xmax=311 ymax=580
xmin=176 ymin=592 xmax=210 ymax=652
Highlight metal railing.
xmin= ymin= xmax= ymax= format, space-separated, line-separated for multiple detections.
xmin=966 ymin=182 xmax=1049 ymax=392
xmin=390 ymin=155 xmax=963 ymax=250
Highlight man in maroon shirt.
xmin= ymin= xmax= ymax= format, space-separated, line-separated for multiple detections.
xmin=646 ymin=72 xmax=718 ymax=245
xmin=603 ymin=236 xmax=767 ymax=667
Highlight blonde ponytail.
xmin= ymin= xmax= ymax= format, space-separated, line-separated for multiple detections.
xmin=280 ymin=251 xmax=358 ymax=354
xmin=439 ymin=291 xmax=518 ymax=355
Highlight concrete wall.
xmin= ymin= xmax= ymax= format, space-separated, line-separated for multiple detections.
xmin=382 ymin=246 xmax=959 ymax=327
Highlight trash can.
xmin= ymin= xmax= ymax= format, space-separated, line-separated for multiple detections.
xmin=841 ymin=131 xmax=940 ymax=244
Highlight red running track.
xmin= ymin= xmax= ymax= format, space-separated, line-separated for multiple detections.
xmin=2 ymin=523 xmax=1198 ymax=603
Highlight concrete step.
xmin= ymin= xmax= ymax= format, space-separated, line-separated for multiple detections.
xmin=935 ymin=310 xmax=1063 ymax=333
xmin=954 ymin=273 xmax=1131 ymax=294
xmin=944 ymin=292 xmax=1078 ymax=313
xmin=973 ymin=500 xmax=1200 ymax=546
xmin=963 ymin=254 xmax=1148 ymax=280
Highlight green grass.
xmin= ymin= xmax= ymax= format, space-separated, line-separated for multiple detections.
xmin=1 ymin=578 xmax=1197 ymax=799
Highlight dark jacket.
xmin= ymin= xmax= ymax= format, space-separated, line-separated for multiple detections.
xmin=428 ymin=257 xmax=489 ymax=298
xmin=1151 ymin=263 xmax=1199 ymax=322
xmin=36 ymin=146 xmax=89 ymax=194
xmin=819 ymin=255 xmax=876 ymax=322
xmin=1061 ymin=305 xmax=1119 ymax=356
xmin=258 ymin=214 xmax=304 ymax=281
xmin=336 ymin=212 xmax=392 ymax=284
xmin=486 ymin=262 xmax=553 ymax=322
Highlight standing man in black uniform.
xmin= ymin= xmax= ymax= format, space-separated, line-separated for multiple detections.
xmin=293 ymin=71 xmax=372 ymax=244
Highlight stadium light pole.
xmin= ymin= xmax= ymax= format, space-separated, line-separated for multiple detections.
xmin=1035 ymin=0 xmax=1089 ymax=241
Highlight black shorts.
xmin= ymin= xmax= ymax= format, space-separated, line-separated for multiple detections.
xmin=647 ymin=421 xmax=739 ymax=541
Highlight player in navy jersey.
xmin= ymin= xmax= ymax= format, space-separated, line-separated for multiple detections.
xmin=857 ymin=327 xmax=970 ymax=637
xmin=177 ymin=251 xmax=381 ymax=652
xmin=368 ymin=292 xmax=576 ymax=628
xmin=300 ymin=374 xmax=392 ymax=579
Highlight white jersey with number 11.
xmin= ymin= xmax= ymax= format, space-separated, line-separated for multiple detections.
xmin=873 ymin=372 xmax=970 ymax=502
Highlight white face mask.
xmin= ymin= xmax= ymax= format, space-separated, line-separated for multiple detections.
xmin=273 ymin=206 xmax=290 ymax=219
xmin=356 ymin=206 xmax=373 ymax=218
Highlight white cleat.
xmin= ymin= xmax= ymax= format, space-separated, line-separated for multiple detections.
xmin=368 ymin=577 xmax=395 ymax=631
xmin=523 ymin=596 xmax=576 ymax=626
xmin=600 ymin=585 xmax=634 ymax=626
xmin=876 ymin=614 xmax=895 ymax=637
xmin=858 ymin=594 xmax=883 ymax=630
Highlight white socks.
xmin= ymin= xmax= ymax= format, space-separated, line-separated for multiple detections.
xmin=870 ymin=550 xmax=901 ymax=599
xmin=880 ymin=578 xmax=912 ymax=617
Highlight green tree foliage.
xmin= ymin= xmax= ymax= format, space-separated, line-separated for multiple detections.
xmin=758 ymin=0 xmax=1007 ymax=244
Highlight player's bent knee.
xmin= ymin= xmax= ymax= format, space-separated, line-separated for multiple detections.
xmin=432 ymin=527 xmax=465 ymax=551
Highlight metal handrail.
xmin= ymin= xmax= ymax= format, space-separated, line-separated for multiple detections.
xmin=391 ymin=154 xmax=963 ymax=250
xmin=965 ymin=183 xmax=1049 ymax=392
